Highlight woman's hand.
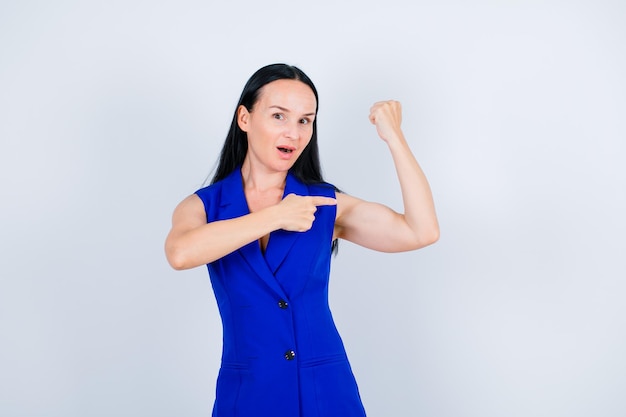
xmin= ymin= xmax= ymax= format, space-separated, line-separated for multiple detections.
xmin=275 ymin=194 xmax=336 ymax=232
xmin=369 ymin=100 xmax=403 ymax=143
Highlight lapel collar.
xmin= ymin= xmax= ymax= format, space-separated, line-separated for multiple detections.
xmin=217 ymin=167 xmax=249 ymax=221
xmin=264 ymin=171 xmax=308 ymax=274
xmin=217 ymin=168 xmax=289 ymax=298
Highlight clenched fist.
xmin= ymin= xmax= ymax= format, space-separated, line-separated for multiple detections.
xmin=369 ymin=100 xmax=403 ymax=143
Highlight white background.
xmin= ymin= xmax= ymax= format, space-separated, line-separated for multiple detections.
xmin=1 ymin=1 xmax=625 ymax=416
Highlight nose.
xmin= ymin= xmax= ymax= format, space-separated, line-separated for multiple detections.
xmin=284 ymin=120 xmax=300 ymax=140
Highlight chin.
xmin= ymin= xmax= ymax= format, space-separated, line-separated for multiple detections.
xmin=272 ymin=157 xmax=300 ymax=172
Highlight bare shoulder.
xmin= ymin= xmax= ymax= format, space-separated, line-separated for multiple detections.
xmin=171 ymin=194 xmax=207 ymax=229
xmin=335 ymin=192 xmax=363 ymax=220
xmin=334 ymin=192 xmax=371 ymax=240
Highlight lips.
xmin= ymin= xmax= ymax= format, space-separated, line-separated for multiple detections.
xmin=277 ymin=146 xmax=295 ymax=154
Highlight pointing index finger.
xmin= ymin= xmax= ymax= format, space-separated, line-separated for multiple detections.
xmin=311 ymin=196 xmax=337 ymax=206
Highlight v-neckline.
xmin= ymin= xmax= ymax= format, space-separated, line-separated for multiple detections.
xmin=259 ymin=234 xmax=270 ymax=255
xmin=226 ymin=167 xmax=308 ymax=275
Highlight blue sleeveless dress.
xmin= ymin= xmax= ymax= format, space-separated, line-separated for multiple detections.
xmin=195 ymin=168 xmax=367 ymax=417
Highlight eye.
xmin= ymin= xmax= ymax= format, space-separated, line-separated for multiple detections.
xmin=273 ymin=113 xmax=285 ymax=120
xmin=300 ymin=118 xmax=310 ymax=125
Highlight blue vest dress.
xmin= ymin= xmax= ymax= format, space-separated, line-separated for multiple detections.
xmin=195 ymin=168 xmax=367 ymax=417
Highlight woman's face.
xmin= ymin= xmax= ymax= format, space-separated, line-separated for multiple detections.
xmin=238 ymin=79 xmax=317 ymax=173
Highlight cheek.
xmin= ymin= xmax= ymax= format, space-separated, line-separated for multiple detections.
xmin=247 ymin=124 xmax=274 ymax=144
xmin=302 ymin=127 xmax=314 ymax=144
xmin=299 ymin=136 xmax=313 ymax=153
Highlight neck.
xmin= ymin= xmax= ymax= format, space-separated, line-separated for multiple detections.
xmin=240 ymin=157 xmax=287 ymax=193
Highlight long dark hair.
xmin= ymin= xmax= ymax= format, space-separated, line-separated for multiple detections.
xmin=211 ymin=63 xmax=324 ymax=185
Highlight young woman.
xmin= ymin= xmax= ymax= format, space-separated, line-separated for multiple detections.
xmin=165 ymin=64 xmax=439 ymax=417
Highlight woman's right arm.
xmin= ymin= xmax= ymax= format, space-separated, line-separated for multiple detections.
xmin=164 ymin=193 xmax=336 ymax=270
xmin=164 ymin=194 xmax=276 ymax=270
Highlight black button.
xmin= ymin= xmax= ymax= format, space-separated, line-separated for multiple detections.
xmin=284 ymin=350 xmax=296 ymax=361
xmin=278 ymin=300 xmax=288 ymax=309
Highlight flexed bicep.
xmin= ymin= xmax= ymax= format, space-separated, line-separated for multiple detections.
xmin=334 ymin=193 xmax=422 ymax=252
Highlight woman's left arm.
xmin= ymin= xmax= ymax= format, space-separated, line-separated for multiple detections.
xmin=334 ymin=100 xmax=439 ymax=252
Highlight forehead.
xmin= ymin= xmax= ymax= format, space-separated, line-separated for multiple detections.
xmin=256 ymin=79 xmax=317 ymax=112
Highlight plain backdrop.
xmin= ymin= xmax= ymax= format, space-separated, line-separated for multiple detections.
xmin=1 ymin=1 xmax=625 ymax=416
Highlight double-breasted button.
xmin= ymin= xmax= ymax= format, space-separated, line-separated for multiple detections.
xmin=278 ymin=299 xmax=289 ymax=309
xmin=284 ymin=350 xmax=296 ymax=361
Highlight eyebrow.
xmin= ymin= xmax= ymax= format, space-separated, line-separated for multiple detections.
xmin=269 ymin=105 xmax=316 ymax=117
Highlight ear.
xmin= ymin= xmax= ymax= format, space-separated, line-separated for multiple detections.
xmin=237 ymin=105 xmax=250 ymax=132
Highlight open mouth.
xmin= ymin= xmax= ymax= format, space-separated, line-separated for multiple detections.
xmin=277 ymin=146 xmax=294 ymax=154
